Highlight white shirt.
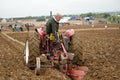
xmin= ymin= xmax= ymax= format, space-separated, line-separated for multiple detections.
xmin=53 ymin=16 xmax=59 ymax=23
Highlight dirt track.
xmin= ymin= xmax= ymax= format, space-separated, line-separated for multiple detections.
xmin=0 ymin=33 xmax=70 ymax=80
xmin=0 ymin=27 xmax=120 ymax=80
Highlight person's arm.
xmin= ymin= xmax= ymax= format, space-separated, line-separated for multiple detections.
xmin=51 ymin=23 xmax=56 ymax=35
xmin=46 ymin=21 xmax=52 ymax=34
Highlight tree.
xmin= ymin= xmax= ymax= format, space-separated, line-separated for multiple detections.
xmin=107 ymin=16 xmax=120 ymax=23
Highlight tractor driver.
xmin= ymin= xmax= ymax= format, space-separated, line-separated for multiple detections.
xmin=46 ymin=13 xmax=62 ymax=41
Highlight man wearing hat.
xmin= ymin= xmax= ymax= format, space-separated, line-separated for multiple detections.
xmin=46 ymin=13 xmax=62 ymax=41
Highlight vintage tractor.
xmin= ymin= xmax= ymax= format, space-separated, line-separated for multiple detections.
xmin=24 ymin=26 xmax=88 ymax=80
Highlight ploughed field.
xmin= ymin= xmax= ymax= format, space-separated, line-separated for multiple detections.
xmin=0 ymin=24 xmax=120 ymax=80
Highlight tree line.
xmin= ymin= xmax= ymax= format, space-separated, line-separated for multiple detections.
xmin=80 ymin=12 xmax=120 ymax=23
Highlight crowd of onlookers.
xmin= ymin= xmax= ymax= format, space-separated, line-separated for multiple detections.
xmin=8 ymin=24 xmax=23 ymax=32
xmin=6 ymin=23 xmax=35 ymax=32
xmin=0 ymin=23 xmax=35 ymax=33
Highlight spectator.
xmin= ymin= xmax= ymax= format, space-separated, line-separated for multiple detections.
xmin=12 ymin=25 xmax=15 ymax=32
xmin=25 ymin=23 xmax=29 ymax=31
xmin=0 ymin=25 xmax=3 ymax=32
xmin=20 ymin=26 xmax=23 ymax=31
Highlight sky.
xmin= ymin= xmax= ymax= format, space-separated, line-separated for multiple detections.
xmin=0 ymin=0 xmax=120 ymax=18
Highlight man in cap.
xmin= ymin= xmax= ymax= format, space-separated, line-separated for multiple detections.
xmin=46 ymin=13 xmax=62 ymax=41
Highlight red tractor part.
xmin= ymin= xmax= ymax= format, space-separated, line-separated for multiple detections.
xmin=68 ymin=66 xmax=88 ymax=80
xmin=64 ymin=29 xmax=75 ymax=37
xmin=69 ymin=70 xmax=85 ymax=80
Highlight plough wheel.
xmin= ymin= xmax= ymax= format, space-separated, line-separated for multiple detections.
xmin=35 ymin=57 xmax=41 ymax=75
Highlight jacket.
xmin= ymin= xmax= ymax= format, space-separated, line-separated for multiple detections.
xmin=46 ymin=17 xmax=59 ymax=35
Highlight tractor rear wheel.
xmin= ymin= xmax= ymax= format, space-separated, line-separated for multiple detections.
xmin=70 ymin=34 xmax=84 ymax=65
xmin=28 ymin=32 xmax=41 ymax=70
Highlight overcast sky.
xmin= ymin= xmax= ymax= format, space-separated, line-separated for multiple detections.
xmin=0 ymin=0 xmax=120 ymax=18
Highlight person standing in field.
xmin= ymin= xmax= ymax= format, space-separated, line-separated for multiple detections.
xmin=25 ymin=23 xmax=30 ymax=31
xmin=46 ymin=13 xmax=62 ymax=41
xmin=0 ymin=25 xmax=3 ymax=32
xmin=12 ymin=24 xmax=15 ymax=32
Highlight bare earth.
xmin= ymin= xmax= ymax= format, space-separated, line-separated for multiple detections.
xmin=0 ymin=25 xmax=120 ymax=80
